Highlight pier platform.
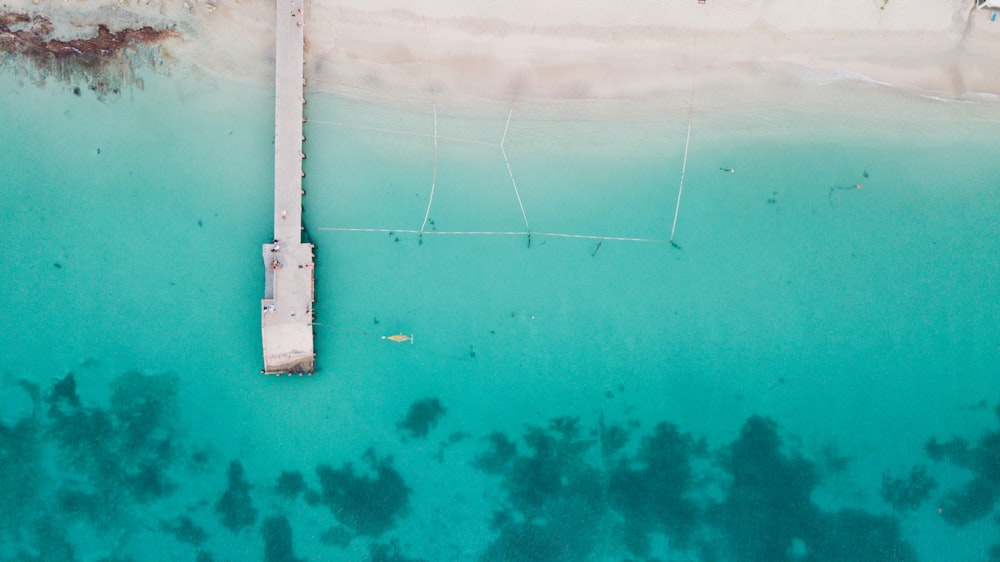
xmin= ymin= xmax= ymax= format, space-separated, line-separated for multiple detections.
xmin=262 ymin=0 xmax=313 ymax=374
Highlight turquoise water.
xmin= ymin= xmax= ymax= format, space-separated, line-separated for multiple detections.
xmin=1 ymin=68 xmax=999 ymax=561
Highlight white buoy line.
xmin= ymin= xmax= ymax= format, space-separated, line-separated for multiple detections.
xmin=418 ymin=103 xmax=439 ymax=236
xmin=501 ymin=99 xmax=531 ymax=234
xmin=305 ymin=119 xmax=495 ymax=147
xmin=306 ymin=24 xmax=691 ymax=248
xmin=315 ymin=227 xmax=664 ymax=243
xmin=314 ymin=99 xmax=666 ymax=246
xmin=668 ymin=32 xmax=700 ymax=248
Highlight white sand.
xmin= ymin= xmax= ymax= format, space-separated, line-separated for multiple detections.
xmin=5 ymin=0 xmax=1000 ymax=111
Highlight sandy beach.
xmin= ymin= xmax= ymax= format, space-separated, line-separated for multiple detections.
xmin=3 ymin=0 xmax=1000 ymax=111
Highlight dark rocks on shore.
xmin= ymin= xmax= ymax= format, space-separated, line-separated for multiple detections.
xmin=0 ymin=12 xmax=175 ymax=97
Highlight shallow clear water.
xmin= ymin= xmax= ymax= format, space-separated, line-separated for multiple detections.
xmin=1 ymin=68 xmax=999 ymax=561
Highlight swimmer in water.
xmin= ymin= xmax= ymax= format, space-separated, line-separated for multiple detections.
xmin=720 ymin=167 xmax=735 ymax=173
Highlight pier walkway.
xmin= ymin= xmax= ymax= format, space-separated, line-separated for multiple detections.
xmin=262 ymin=0 xmax=314 ymax=375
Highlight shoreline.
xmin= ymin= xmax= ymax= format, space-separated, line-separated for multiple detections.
xmin=2 ymin=0 xmax=999 ymax=116
xmin=303 ymin=0 xmax=1000 ymax=112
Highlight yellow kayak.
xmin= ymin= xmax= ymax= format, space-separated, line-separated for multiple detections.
xmin=383 ymin=333 xmax=413 ymax=344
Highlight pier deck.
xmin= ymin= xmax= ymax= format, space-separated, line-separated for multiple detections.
xmin=262 ymin=0 xmax=314 ymax=374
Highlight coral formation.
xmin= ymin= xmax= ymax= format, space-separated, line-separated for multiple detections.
xmin=926 ymin=402 xmax=1000 ymax=526
xmin=880 ymin=465 xmax=938 ymax=512
xmin=396 ymin=397 xmax=446 ymax=439
xmin=275 ymin=470 xmax=308 ymax=498
xmin=315 ymin=449 xmax=410 ymax=537
xmin=216 ymin=460 xmax=258 ymax=533
xmin=472 ymin=413 xmax=919 ymax=561
xmin=262 ymin=515 xmax=304 ymax=562
xmin=369 ymin=539 xmax=428 ymax=562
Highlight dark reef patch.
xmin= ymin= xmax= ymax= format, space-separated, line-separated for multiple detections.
xmin=481 ymin=515 xmax=599 ymax=562
xmin=712 ymin=415 xmax=819 ymax=562
xmin=0 ymin=371 xmax=950 ymax=560
xmin=2 ymin=370 xmax=186 ymax=558
xmin=261 ymin=515 xmax=303 ymax=562
xmin=109 ymin=370 xmax=179 ymax=450
xmin=472 ymin=413 xmax=919 ymax=561
xmin=504 ymin=417 xmax=598 ymax=509
xmin=0 ymin=408 xmax=45 ymax=527
xmin=369 ymin=539 xmax=428 ymax=562
xmin=22 ymin=519 xmax=76 ymax=562
xmin=276 ymin=470 xmax=308 ymax=498
xmin=315 ymin=448 xmax=410 ymax=537
xmin=608 ymin=421 xmax=705 ymax=555
xmin=880 ymin=465 xmax=937 ymax=512
xmin=216 ymin=460 xmax=258 ymax=533
xmin=804 ymin=509 xmax=918 ymax=562
xmin=396 ymin=397 xmax=446 ymax=439
xmin=473 ymin=431 xmax=517 ymax=474
xmin=319 ymin=525 xmax=354 ymax=547
xmin=160 ymin=516 xmax=208 ymax=546
xmin=926 ymin=401 xmax=1000 ymax=526
xmin=44 ymin=370 xmax=180 ymax=514
xmin=48 ymin=372 xmax=81 ymax=412
xmin=478 ymin=417 xmax=612 ymax=561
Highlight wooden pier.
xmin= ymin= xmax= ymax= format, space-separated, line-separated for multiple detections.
xmin=262 ymin=0 xmax=314 ymax=375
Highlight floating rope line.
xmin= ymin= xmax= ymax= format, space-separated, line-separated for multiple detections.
xmin=419 ymin=103 xmax=439 ymax=236
xmin=668 ymin=33 xmax=699 ymax=248
xmin=500 ymin=99 xmax=531 ymax=239
xmin=419 ymin=18 xmax=439 ymax=238
xmin=315 ymin=227 xmax=664 ymax=243
xmin=418 ymin=18 xmax=444 ymax=241
xmin=668 ymin=118 xmax=692 ymax=247
xmin=305 ymin=119 xmax=494 ymax=146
